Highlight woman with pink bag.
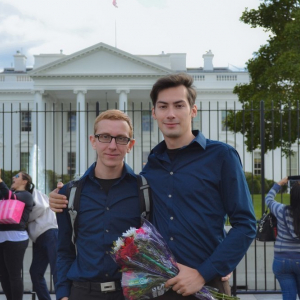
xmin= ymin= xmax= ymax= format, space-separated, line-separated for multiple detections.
xmin=0 ymin=170 xmax=34 ymax=300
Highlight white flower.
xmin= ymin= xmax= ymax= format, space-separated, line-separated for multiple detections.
xmin=113 ymin=237 xmax=124 ymax=252
xmin=122 ymin=227 xmax=137 ymax=238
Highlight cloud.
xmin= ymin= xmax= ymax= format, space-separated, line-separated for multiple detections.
xmin=137 ymin=0 xmax=168 ymax=8
xmin=0 ymin=0 xmax=269 ymax=70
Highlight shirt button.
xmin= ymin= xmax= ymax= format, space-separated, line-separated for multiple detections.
xmin=106 ymin=229 xmax=109 ymax=232
xmin=106 ymin=251 xmax=109 ymax=254
xmin=168 ymin=194 xmax=172 ymax=198
xmin=170 ymin=216 xmax=174 ymax=220
xmin=105 ymin=274 xmax=108 ymax=277
xmin=106 ymin=207 xmax=109 ymax=210
xmin=170 ymin=172 xmax=173 ymax=175
xmin=170 ymin=237 xmax=174 ymax=241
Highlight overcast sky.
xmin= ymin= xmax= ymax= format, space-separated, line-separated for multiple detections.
xmin=0 ymin=0 xmax=270 ymax=71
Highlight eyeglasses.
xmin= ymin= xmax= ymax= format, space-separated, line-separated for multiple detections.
xmin=94 ymin=134 xmax=131 ymax=145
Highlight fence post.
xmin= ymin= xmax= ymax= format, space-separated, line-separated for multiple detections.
xmin=232 ymin=268 xmax=237 ymax=296
xmin=260 ymin=100 xmax=265 ymax=212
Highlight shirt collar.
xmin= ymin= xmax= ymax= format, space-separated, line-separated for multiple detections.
xmin=82 ymin=161 xmax=136 ymax=181
xmin=151 ymin=130 xmax=207 ymax=155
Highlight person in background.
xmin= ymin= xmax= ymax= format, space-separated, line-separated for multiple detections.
xmin=0 ymin=170 xmax=34 ymax=300
xmin=265 ymin=177 xmax=300 ymax=300
xmin=28 ymin=188 xmax=58 ymax=300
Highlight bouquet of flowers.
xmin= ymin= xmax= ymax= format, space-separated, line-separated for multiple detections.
xmin=111 ymin=219 xmax=240 ymax=300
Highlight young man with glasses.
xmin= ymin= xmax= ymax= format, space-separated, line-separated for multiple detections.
xmin=55 ymin=110 xmax=140 ymax=300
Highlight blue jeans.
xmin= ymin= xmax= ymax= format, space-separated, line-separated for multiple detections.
xmin=273 ymin=256 xmax=300 ymax=300
xmin=30 ymin=229 xmax=58 ymax=300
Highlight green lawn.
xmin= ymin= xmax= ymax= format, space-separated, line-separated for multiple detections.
xmin=225 ymin=194 xmax=290 ymax=225
xmin=252 ymin=193 xmax=290 ymax=219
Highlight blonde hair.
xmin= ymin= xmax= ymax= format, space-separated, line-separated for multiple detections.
xmin=94 ymin=110 xmax=133 ymax=138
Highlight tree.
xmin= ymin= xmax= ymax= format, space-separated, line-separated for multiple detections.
xmin=226 ymin=0 xmax=300 ymax=156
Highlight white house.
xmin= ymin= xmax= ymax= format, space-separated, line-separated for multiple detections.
xmin=0 ymin=42 xmax=297 ymax=192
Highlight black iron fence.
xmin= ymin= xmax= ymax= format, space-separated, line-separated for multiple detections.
xmin=0 ymin=101 xmax=299 ymax=296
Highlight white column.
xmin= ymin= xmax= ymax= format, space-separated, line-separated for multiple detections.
xmin=32 ymin=89 xmax=46 ymax=192
xmin=116 ymin=89 xmax=130 ymax=163
xmin=117 ymin=89 xmax=130 ymax=111
xmin=74 ymin=89 xmax=87 ymax=178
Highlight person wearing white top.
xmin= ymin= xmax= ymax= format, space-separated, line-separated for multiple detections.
xmin=28 ymin=189 xmax=58 ymax=300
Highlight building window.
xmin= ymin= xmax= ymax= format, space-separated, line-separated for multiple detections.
xmin=254 ymin=152 xmax=261 ymax=175
xmin=21 ymin=111 xmax=31 ymax=132
xmin=142 ymin=111 xmax=153 ymax=132
xmin=221 ymin=111 xmax=228 ymax=132
xmin=287 ymin=152 xmax=298 ymax=176
xmin=67 ymin=152 xmax=76 ymax=176
xmin=20 ymin=152 xmax=30 ymax=172
xmin=68 ymin=112 xmax=76 ymax=132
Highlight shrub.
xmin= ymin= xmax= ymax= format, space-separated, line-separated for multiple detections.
xmin=245 ymin=172 xmax=277 ymax=194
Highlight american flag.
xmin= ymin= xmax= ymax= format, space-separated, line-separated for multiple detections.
xmin=112 ymin=0 xmax=118 ymax=7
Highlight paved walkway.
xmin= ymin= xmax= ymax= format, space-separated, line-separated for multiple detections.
xmin=0 ymin=293 xmax=286 ymax=299
xmin=238 ymin=294 xmax=282 ymax=299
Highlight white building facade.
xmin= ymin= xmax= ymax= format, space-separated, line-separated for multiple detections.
xmin=0 ymin=43 xmax=297 ymax=193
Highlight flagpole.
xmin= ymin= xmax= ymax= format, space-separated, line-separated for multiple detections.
xmin=115 ymin=19 xmax=117 ymax=48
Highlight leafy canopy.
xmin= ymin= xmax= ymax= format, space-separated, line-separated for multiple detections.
xmin=226 ymin=0 xmax=300 ymax=155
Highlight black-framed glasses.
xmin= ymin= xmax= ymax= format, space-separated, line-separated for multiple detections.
xmin=94 ymin=134 xmax=131 ymax=145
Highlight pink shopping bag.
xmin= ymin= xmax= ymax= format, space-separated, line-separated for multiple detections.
xmin=0 ymin=191 xmax=25 ymax=224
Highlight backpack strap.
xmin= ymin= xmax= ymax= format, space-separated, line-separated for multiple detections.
xmin=66 ymin=174 xmax=151 ymax=249
xmin=137 ymin=175 xmax=151 ymax=221
xmin=67 ymin=177 xmax=86 ymax=247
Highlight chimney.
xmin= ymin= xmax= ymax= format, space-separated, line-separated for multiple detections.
xmin=202 ymin=50 xmax=214 ymax=71
xmin=13 ymin=51 xmax=27 ymax=72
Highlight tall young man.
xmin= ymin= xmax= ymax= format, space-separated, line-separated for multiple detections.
xmin=141 ymin=73 xmax=256 ymax=299
xmin=55 ymin=110 xmax=140 ymax=300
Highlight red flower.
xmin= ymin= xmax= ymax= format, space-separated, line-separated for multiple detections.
xmin=136 ymin=228 xmax=145 ymax=234
xmin=123 ymin=236 xmax=134 ymax=247
xmin=119 ymin=239 xmax=139 ymax=260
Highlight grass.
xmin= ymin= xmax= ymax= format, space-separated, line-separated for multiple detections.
xmin=225 ymin=194 xmax=290 ymax=225
xmin=252 ymin=193 xmax=290 ymax=219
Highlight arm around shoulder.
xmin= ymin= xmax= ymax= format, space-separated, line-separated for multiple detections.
xmin=55 ymin=190 xmax=76 ymax=300
xmin=49 ymin=182 xmax=68 ymax=213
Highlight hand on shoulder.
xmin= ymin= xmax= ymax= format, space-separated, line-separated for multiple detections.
xmin=49 ymin=182 xmax=68 ymax=213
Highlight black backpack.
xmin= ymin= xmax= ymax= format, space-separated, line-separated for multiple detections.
xmin=66 ymin=175 xmax=151 ymax=245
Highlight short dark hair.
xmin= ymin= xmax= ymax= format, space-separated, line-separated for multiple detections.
xmin=150 ymin=73 xmax=197 ymax=107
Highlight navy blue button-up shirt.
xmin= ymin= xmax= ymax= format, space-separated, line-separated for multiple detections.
xmin=141 ymin=130 xmax=256 ymax=282
xmin=56 ymin=162 xmax=141 ymax=299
